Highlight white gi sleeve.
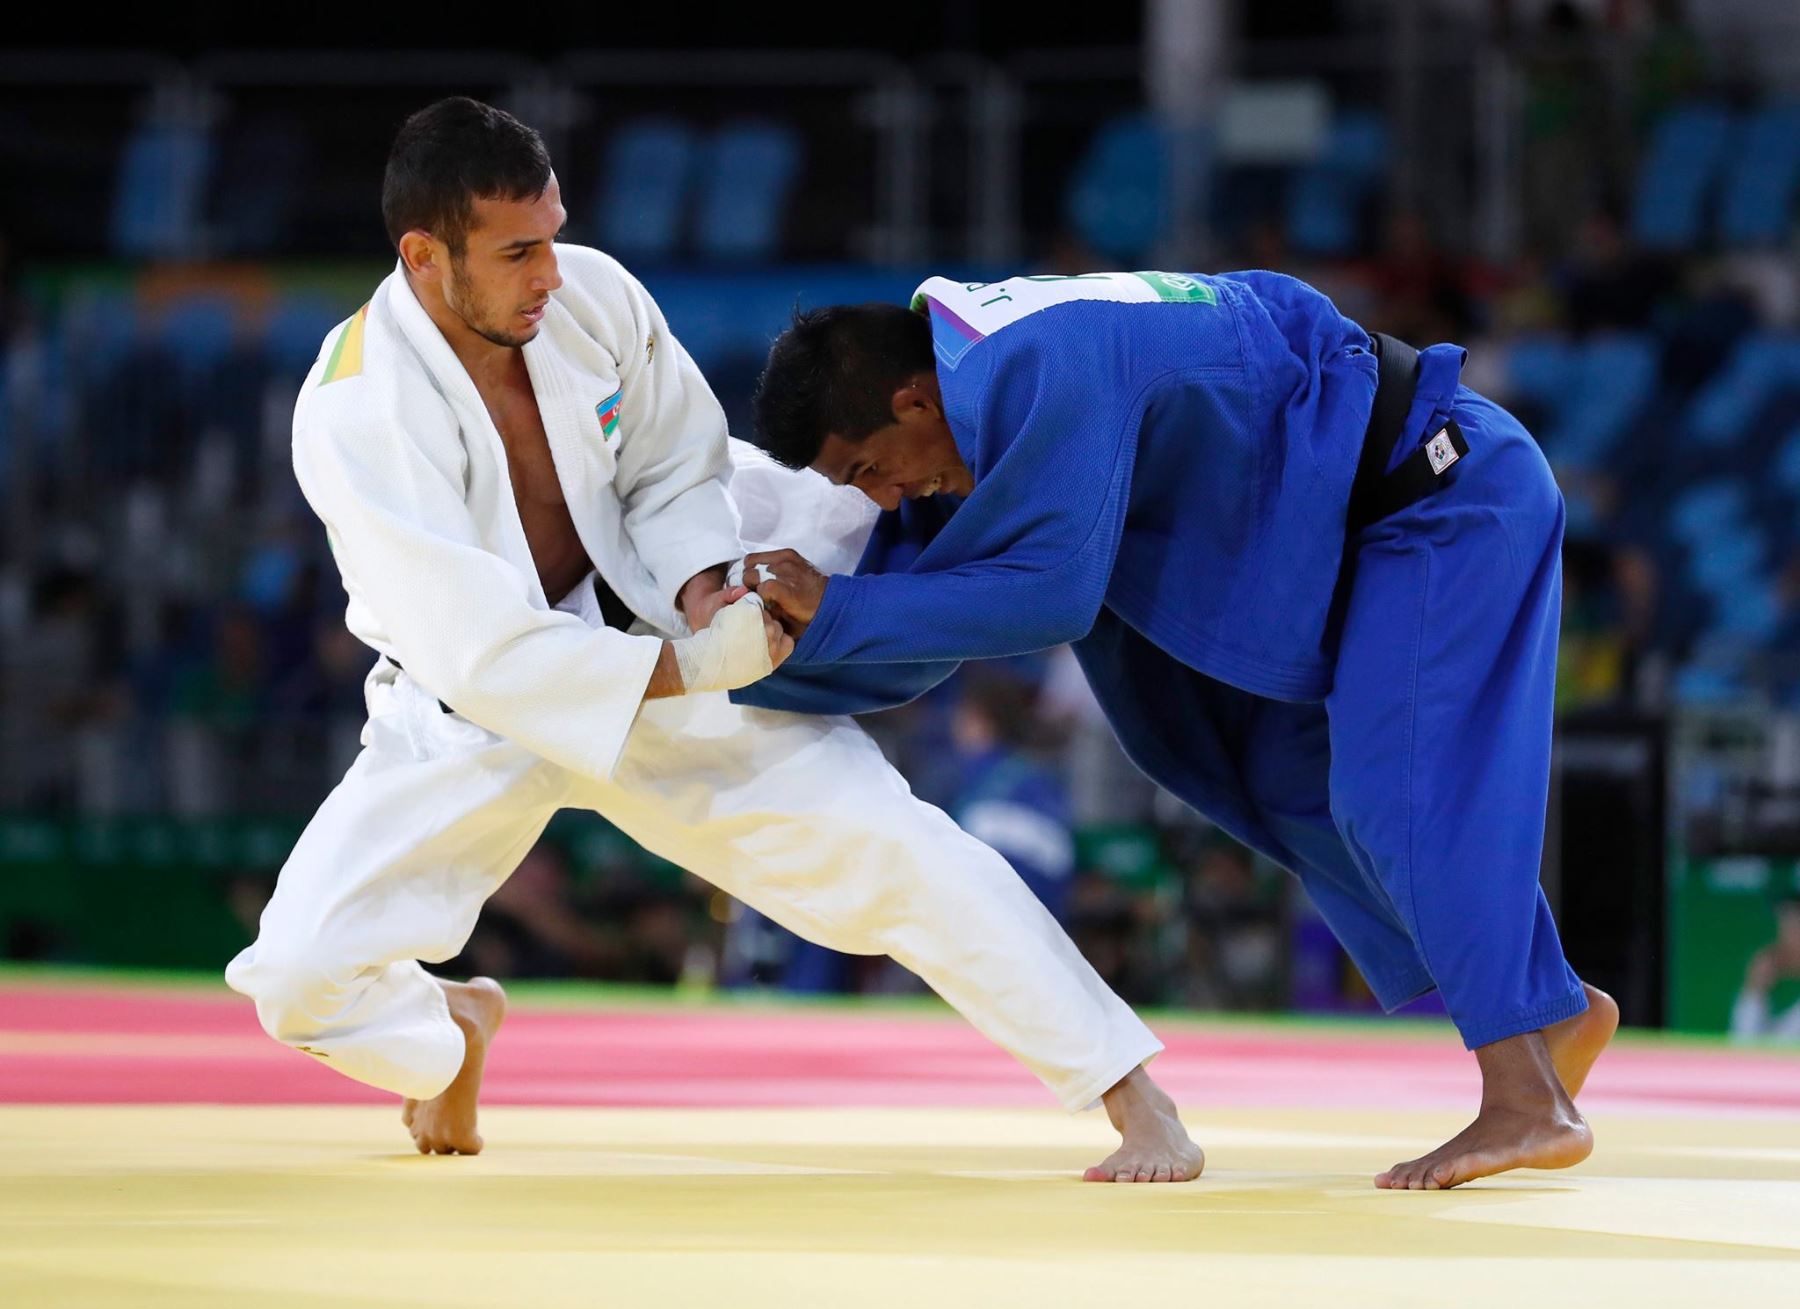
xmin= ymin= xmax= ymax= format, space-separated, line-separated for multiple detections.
xmin=566 ymin=247 xmax=742 ymax=618
xmin=294 ymin=404 xmax=663 ymax=782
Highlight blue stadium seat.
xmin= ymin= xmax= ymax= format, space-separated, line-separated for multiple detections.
xmin=1708 ymin=583 xmax=1781 ymax=643
xmin=1286 ymin=110 xmax=1388 ymax=256
xmin=1672 ymin=659 xmax=1747 ymax=704
xmin=1544 ymin=334 xmax=1657 ymax=467
xmin=1687 ymin=333 xmax=1800 ymax=447
xmin=1685 ymin=525 xmax=1768 ymax=595
xmin=1631 ymin=103 xmax=1737 ymax=252
xmin=158 ymin=296 xmax=238 ymax=388
xmin=595 ymin=119 xmax=699 ymax=264
xmin=693 ymin=121 xmax=802 ymax=263
xmin=60 ymin=290 xmax=139 ymax=390
xmin=1066 ymin=115 xmax=1168 ymax=262
xmin=1507 ymin=335 xmax=1577 ymax=402
xmin=1718 ymin=102 xmax=1800 ymax=247
xmin=1775 ymin=424 xmax=1800 ymax=494
xmin=111 ymin=122 xmax=212 ymax=259
xmin=1667 ymin=478 xmax=1749 ymax=543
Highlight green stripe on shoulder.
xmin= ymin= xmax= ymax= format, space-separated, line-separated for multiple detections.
xmin=319 ymin=304 xmax=369 ymax=385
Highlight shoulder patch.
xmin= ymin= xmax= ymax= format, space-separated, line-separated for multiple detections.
xmin=319 ymin=303 xmax=370 ymax=385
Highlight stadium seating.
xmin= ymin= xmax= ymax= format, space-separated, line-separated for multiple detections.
xmin=692 ymin=121 xmax=803 ymax=263
xmin=1286 ymin=110 xmax=1388 ymax=257
xmin=1717 ymin=102 xmax=1800 ymax=248
xmin=110 ymin=122 xmax=212 ymax=260
xmin=1066 ymin=114 xmax=1168 ymax=263
xmin=1687 ymin=334 xmax=1800 ymax=448
xmin=595 ymin=118 xmax=700 ymax=264
xmin=1631 ymin=102 xmax=1736 ymax=253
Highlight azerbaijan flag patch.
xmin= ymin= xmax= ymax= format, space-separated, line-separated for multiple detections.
xmin=597 ymin=389 xmax=622 ymax=437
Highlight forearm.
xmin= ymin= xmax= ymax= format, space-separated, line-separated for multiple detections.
xmin=644 ymin=642 xmax=686 ymax=700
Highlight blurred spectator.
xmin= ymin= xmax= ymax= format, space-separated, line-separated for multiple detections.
xmin=1631 ymin=0 xmax=1706 ymax=132
xmin=1520 ymin=2 xmax=1615 ymax=253
xmin=1365 ymin=210 xmax=1473 ymax=344
xmin=1171 ymin=837 xmax=1285 ymax=1012
xmin=170 ymin=605 xmax=265 ymax=733
xmin=1559 ymin=210 xmax=1671 ymax=336
xmin=944 ymin=670 xmax=1077 ymax=920
xmin=452 ymin=845 xmax=616 ymax=981
xmin=0 ymin=567 xmax=125 ymax=809
xmin=1729 ymin=894 xmax=1800 ymax=1041
xmin=1557 ymin=541 xmax=1659 ymax=713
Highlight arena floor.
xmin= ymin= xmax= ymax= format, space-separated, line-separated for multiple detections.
xmin=3 ymin=976 xmax=1799 ymax=1306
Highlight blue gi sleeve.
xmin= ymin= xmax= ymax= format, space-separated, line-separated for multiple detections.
xmin=730 ymin=657 xmax=960 ymax=715
xmin=784 ymin=341 xmax=1140 ymax=667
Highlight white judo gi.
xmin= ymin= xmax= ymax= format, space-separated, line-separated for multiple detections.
xmin=225 ymin=245 xmax=1159 ymax=1110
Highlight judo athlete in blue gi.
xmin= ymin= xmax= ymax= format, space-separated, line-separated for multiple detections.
xmin=738 ymin=271 xmax=1621 ymax=1190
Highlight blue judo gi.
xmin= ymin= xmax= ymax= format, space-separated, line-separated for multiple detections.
xmin=736 ymin=270 xmax=1588 ymax=1049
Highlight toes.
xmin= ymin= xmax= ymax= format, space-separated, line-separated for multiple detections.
xmin=1113 ymin=1166 xmax=1134 ymax=1183
xmin=1152 ymin=1163 xmax=1172 ymax=1183
xmin=1378 ymin=1158 xmax=1436 ymax=1190
xmin=1429 ymin=1161 xmax=1460 ymax=1190
xmin=1082 ymin=1165 xmax=1113 ymax=1183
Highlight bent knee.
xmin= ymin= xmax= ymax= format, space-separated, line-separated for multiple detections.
xmin=230 ymin=952 xmax=353 ymax=1046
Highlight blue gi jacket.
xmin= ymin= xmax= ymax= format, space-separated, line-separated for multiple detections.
xmin=737 ymin=270 xmax=1468 ymax=715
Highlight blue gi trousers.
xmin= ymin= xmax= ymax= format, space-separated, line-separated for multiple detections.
xmin=1076 ymin=385 xmax=1587 ymax=1048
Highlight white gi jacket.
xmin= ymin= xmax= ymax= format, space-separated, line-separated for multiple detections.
xmin=292 ymin=245 xmax=742 ymax=782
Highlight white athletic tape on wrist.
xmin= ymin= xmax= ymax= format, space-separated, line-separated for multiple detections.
xmin=673 ymin=595 xmax=773 ymax=693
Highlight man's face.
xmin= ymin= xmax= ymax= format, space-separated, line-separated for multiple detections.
xmin=441 ymin=175 xmax=567 ymax=348
xmin=813 ymin=381 xmax=975 ymax=513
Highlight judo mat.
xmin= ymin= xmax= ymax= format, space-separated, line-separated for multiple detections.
xmin=3 ymin=974 xmax=1799 ymax=1307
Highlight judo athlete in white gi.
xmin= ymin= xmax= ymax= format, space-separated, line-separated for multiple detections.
xmin=225 ymin=97 xmax=1202 ymax=1183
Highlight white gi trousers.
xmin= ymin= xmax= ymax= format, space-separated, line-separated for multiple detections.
xmin=225 ymin=580 xmax=1159 ymax=1110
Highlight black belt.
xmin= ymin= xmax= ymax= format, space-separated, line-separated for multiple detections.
xmin=1345 ymin=331 xmax=1469 ymax=536
xmin=389 ymin=574 xmax=639 ymax=715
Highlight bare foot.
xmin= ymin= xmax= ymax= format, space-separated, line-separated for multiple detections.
xmin=402 ymin=977 xmax=506 ymax=1156
xmin=1083 ymin=1065 xmax=1205 ymax=1183
xmin=1544 ymin=983 xmax=1618 ymax=1097
xmin=1376 ymin=1030 xmax=1591 ymax=1190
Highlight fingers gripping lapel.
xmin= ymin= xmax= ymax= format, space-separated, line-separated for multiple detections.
xmin=672 ymin=596 xmax=774 ymax=692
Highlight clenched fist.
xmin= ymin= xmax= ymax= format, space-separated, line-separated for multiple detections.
xmin=745 ymin=549 xmax=828 ymax=637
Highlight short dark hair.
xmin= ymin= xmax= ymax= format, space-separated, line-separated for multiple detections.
xmin=753 ymin=303 xmax=935 ymax=469
xmin=381 ymin=97 xmax=552 ymax=254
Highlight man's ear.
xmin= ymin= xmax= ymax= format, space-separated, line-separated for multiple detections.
xmin=398 ymin=231 xmax=443 ymax=282
xmin=891 ymin=375 xmax=939 ymax=420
